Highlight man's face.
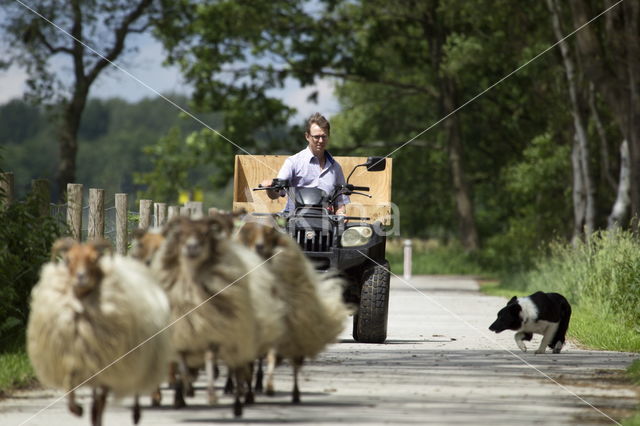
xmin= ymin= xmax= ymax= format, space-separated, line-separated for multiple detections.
xmin=306 ymin=123 xmax=329 ymax=157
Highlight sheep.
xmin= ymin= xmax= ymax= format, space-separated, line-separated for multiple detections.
xmin=236 ymin=221 xmax=352 ymax=403
xmin=27 ymin=238 xmax=171 ymax=426
xmin=151 ymin=216 xmax=285 ymax=417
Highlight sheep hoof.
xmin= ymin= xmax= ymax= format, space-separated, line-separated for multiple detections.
xmin=224 ymin=377 xmax=234 ymax=394
xmin=265 ymin=386 xmax=275 ymax=397
xmin=70 ymin=404 xmax=83 ymax=417
xmin=233 ymin=400 xmax=243 ymax=417
xmin=245 ymin=391 xmax=254 ymax=405
xmin=150 ymin=391 xmax=161 ymax=407
xmin=185 ymin=383 xmax=195 ymax=397
xmin=132 ymin=406 xmax=141 ymax=424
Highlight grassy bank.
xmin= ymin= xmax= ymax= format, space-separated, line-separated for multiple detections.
xmin=387 ymin=238 xmax=490 ymax=277
xmin=0 ymin=334 xmax=35 ymax=397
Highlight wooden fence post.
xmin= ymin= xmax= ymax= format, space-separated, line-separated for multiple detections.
xmin=154 ymin=202 xmax=167 ymax=227
xmin=31 ymin=179 xmax=50 ymax=217
xmin=139 ymin=199 xmax=152 ymax=230
xmin=180 ymin=206 xmax=191 ymax=217
xmin=187 ymin=201 xmax=203 ymax=218
xmin=168 ymin=205 xmax=179 ymax=221
xmin=115 ymin=193 xmax=128 ymax=255
xmin=1 ymin=172 xmax=14 ymax=207
xmin=88 ymin=188 xmax=105 ymax=240
xmin=67 ymin=183 xmax=83 ymax=241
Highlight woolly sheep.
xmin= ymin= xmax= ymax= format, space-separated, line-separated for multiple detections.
xmin=27 ymin=238 xmax=171 ymax=426
xmin=152 ymin=216 xmax=285 ymax=417
xmin=236 ymin=221 xmax=351 ymax=403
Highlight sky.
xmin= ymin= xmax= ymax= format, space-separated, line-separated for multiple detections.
xmin=0 ymin=33 xmax=340 ymax=125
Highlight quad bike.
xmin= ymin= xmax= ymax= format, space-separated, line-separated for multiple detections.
xmin=253 ymin=157 xmax=391 ymax=343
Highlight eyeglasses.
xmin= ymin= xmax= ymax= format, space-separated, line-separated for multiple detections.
xmin=309 ymin=134 xmax=329 ymax=141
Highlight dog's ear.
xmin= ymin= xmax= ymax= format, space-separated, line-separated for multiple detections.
xmin=507 ymin=296 xmax=518 ymax=305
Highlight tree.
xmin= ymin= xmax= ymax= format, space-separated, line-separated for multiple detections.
xmin=0 ymin=0 xmax=160 ymax=196
xmin=566 ymin=0 xmax=640 ymax=226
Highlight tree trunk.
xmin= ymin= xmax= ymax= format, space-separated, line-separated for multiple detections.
xmin=442 ymin=78 xmax=479 ymax=251
xmin=570 ymin=136 xmax=586 ymax=244
xmin=548 ymin=0 xmax=595 ymax=238
xmin=57 ymin=90 xmax=87 ymax=193
xmin=607 ymin=140 xmax=630 ymax=229
xmin=569 ymin=0 xmax=640 ymax=227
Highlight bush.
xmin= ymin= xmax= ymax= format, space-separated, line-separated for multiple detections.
xmin=505 ymin=229 xmax=640 ymax=332
xmin=0 ymin=185 xmax=65 ymax=345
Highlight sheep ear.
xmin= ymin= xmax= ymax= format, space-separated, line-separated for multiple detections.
xmin=132 ymin=228 xmax=146 ymax=240
xmin=51 ymin=237 xmax=76 ymax=261
xmin=91 ymin=239 xmax=113 ymax=257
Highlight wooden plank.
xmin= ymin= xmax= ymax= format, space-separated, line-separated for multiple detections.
xmin=0 ymin=172 xmax=14 ymax=206
xmin=66 ymin=184 xmax=83 ymax=241
xmin=115 ymin=193 xmax=128 ymax=255
xmin=31 ymin=179 xmax=50 ymax=217
xmin=232 ymin=155 xmax=393 ymax=224
xmin=87 ymin=188 xmax=105 ymax=240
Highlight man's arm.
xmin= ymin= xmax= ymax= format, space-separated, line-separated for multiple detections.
xmin=261 ymin=158 xmax=292 ymax=200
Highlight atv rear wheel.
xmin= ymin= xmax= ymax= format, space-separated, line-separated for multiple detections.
xmin=353 ymin=260 xmax=390 ymax=343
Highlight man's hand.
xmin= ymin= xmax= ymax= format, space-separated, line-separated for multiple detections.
xmin=260 ymin=179 xmax=281 ymax=200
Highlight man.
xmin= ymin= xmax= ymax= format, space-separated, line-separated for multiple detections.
xmin=262 ymin=112 xmax=350 ymax=214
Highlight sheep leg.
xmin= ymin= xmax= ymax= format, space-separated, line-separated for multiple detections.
xmin=292 ymin=356 xmax=304 ymax=404
xmin=91 ymin=386 xmax=108 ymax=426
xmin=205 ymin=347 xmax=217 ymax=405
xmin=177 ymin=352 xmax=193 ymax=403
xmin=244 ymin=362 xmax=254 ymax=404
xmin=150 ymin=387 xmax=162 ymax=407
xmin=254 ymin=357 xmax=264 ymax=393
xmin=67 ymin=389 xmax=83 ymax=417
xmin=65 ymin=371 xmax=83 ymax=417
xmin=132 ymin=394 xmax=141 ymax=425
xmin=265 ymin=348 xmax=277 ymax=396
xmin=168 ymin=361 xmax=186 ymax=408
xmin=223 ymin=368 xmax=234 ymax=394
xmin=232 ymin=366 xmax=247 ymax=417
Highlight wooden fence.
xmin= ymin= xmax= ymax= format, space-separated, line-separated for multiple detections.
xmin=0 ymin=172 xmax=209 ymax=255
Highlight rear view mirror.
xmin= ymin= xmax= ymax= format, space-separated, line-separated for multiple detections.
xmin=365 ymin=156 xmax=386 ymax=172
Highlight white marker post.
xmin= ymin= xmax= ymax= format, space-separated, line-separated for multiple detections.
xmin=403 ymin=239 xmax=412 ymax=280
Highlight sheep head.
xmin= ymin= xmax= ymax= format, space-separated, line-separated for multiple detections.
xmin=162 ymin=217 xmax=217 ymax=267
xmin=51 ymin=238 xmax=112 ymax=298
xmin=130 ymin=229 xmax=165 ymax=265
xmin=237 ymin=222 xmax=282 ymax=258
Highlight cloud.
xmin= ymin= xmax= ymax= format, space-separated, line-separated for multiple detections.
xmin=271 ymin=78 xmax=340 ymax=124
xmin=0 ymin=65 xmax=28 ymax=104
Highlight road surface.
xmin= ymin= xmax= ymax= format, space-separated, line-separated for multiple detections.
xmin=2 ymin=275 xmax=638 ymax=425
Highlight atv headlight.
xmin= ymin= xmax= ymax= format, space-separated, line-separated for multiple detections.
xmin=341 ymin=226 xmax=373 ymax=247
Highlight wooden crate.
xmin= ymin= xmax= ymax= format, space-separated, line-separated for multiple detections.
xmin=232 ymin=155 xmax=393 ymax=224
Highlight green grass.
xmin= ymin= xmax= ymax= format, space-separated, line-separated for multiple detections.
xmin=387 ymin=238 xmax=490 ymax=277
xmin=480 ymin=229 xmax=640 ymax=424
xmin=0 ymin=350 xmax=34 ymax=395
xmin=0 ymin=332 xmax=36 ymax=396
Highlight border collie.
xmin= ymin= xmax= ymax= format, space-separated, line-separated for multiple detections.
xmin=489 ymin=291 xmax=571 ymax=354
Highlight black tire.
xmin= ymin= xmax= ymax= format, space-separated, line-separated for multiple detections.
xmin=352 ymin=260 xmax=390 ymax=343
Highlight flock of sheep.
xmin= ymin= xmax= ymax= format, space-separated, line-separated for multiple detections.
xmin=26 ymin=212 xmax=352 ymax=426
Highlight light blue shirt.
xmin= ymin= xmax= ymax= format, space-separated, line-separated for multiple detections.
xmin=277 ymin=147 xmax=350 ymax=211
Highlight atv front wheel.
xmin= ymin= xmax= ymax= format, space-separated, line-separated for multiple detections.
xmin=353 ymin=260 xmax=390 ymax=343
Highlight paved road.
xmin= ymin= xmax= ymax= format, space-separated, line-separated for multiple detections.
xmin=2 ymin=276 xmax=638 ymax=425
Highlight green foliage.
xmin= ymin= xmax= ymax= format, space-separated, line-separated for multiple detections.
xmin=387 ymin=239 xmax=490 ymax=277
xmin=0 ymin=349 xmax=34 ymax=394
xmin=504 ymin=229 xmax=640 ymax=333
xmin=0 ymin=186 xmax=65 ymax=340
xmin=481 ymin=134 xmax=572 ymax=272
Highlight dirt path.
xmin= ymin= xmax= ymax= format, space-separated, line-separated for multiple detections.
xmin=1 ymin=275 xmax=638 ymax=425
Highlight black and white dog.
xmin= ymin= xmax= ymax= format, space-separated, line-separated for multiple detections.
xmin=489 ymin=291 xmax=571 ymax=354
